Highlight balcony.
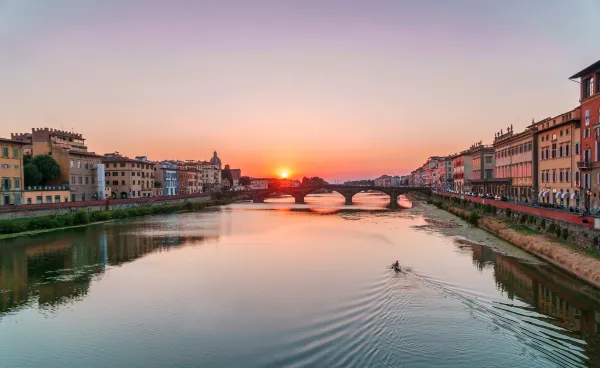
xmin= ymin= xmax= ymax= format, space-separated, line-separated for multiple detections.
xmin=577 ymin=160 xmax=592 ymax=169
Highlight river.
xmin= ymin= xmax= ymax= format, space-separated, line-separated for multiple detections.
xmin=1 ymin=193 xmax=600 ymax=367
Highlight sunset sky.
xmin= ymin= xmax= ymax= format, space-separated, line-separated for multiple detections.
xmin=1 ymin=0 xmax=599 ymax=180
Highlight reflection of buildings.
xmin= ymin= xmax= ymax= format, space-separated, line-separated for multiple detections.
xmin=469 ymin=242 xmax=600 ymax=364
xmin=0 ymin=225 xmax=218 ymax=317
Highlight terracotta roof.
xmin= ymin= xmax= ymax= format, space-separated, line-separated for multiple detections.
xmin=570 ymin=59 xmax=600 ymax=79
xmin=69 ymin=150 xmax=104 ymax=158
xmin=102 ymin=155 xmax=156 ymax=165
xmin=0 ymin=137 xmax=27 ymax=145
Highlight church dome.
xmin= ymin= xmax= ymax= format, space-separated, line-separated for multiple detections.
xmin=210 ymin=151 xmax=222 ymax=168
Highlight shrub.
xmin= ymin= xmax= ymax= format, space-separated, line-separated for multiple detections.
xmin=519 ymin=214 xmax=526 ymax=224
xmin=547 ymin=223 xmax=556 ymax=233
xmin=90 ymin=211 xmax=112 ymax=222
xmin=593 ymin=236 xmax=599 ymax=248
xmin=561 ymin=228 xmax=569 ymax=240
xmin=73 ymin=210 xmax=91 ymax=225
xmin=555 ymin=226 xmax=562 ymax=238
xmin=540 ymin=219 xmax=546 ymax=230
xmin=505 ymin=208 xmax=512 ymax=218
xmin=467 ymin=212 xmax=480 ymax=225
xmin=112 ymin=209 xmax=129 ymax=219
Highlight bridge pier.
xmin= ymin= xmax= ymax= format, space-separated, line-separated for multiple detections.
xmin=344 ymin=193 xmax=353 ymax=205
xmin=252 ymin=195 xmax=265 ymax=203
xmin=293 ymin=194 xmax=305 ymax=204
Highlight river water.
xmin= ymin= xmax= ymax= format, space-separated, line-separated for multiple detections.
xmin=1 ymin=193 xmax=600 ymax=367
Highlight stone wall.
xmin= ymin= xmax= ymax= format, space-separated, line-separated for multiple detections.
xmin=0 ymin=193 xmax=212 ymax=220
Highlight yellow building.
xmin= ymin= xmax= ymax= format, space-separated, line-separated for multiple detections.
xmin=534 ymin=108 xmax=581 ymax=208
xmin=0 ymin=138 xmax=25 ymax=206
xmin=23 ymin=188 xmax=70 ymax=205
xmin=103 ymin=154 xmax=157 ymax=199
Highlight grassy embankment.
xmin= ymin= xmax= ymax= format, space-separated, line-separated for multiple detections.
xmin=426 ymin=194 xmax=600 ymax=288
xmin=0 ymin=199 xmax=231 ymax=240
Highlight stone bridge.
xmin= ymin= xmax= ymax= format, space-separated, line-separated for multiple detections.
xmin=238 ymin=185 xmax=431 ymax=207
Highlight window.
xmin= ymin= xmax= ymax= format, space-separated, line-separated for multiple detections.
xmin=559 ymin=170 xmax=563 ymax=183
xmin=71 ymin=176 xmax=76 ymax=184
xmin=576 ymin=171 xmax=580 ymax=185
xmin=14 ymin=178 xmax=20 ymax=189
xmin=36 ymin=196 xmax=42 ymax=204
xmin=565 ymin=144 xmax=570 ymax=156
xmin=1 ymin=146 xmax=8 ymax=157
xmin=584 ymin=78 xmax=593 ymax=99
xmin=546 ymin=134 xmax=549 ymax=141
xmin=12 ymin=147 xmax=18 ymax=158
xmin=560 ymin=130 xmax=563 ymax=137
xmin=78 ymin=176 xmax=83 ymax=185
xmin=85 ymin=163 xmax=88 ymax=169
xmin=575 ymin=143 xmax=580 ymax=155
xmin=551 ymin=143 xmax=556 ymax=158
xmin=585 ymin=109 xmax=591 ymax=126
xmin=121 ymin=172 xmax=125 ymax=176
xmin=566 ymin=170 xmax=570 ymax=182
xmin=120 ymin=163 xmax=126 ymax=167
xmin=45 ymin=195 xmax=51 ymax=203
xmin=77 ymin=161 xmax=81 ymax=169
xmin=585 ymin=173 xmax=591 ymax=189
xmin=106 ymin=181 xmax=109 ymax=185
xmin=54 ymin=195 xmax=60 ymax=203
xmin=566 ymin=128 xmax=570 ymax=135
xmin=1 ymin=164 xmax=9 ymax=169
xmin=122 ymin=180 xmax=125 ymax=185
xmin=584 ymin=128 xmax=591 ymax=138
xmin=1 ymin=178 xmax=10 ymax=190
xmin=112 ymin=172 xmax=118 ymax=176
xmin=27 ymin=198 xmax=32 ymax=204
xmin=14 ymin=165 xmax=18 ymax=169
xmin=552 ymin=170 xmax=556 ymax=183
xmin=137 ymin=172 xmax=140 ymax=176
xmin=541 ymin=136 xmax=545 ymax=142
xmin=597 ymin=173 xmax=600 ymax=185
xmin=552 ymin=133 xmax=557 ymax=141
xmin=112 ymin=180 xmax=118 ymax=185
xmin=85 ymin=176 xmax=89 ymax=185
xmin=559 ymin=145 xmax=563 ymax=157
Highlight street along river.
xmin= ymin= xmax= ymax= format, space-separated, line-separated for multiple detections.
xmin=1 ymin=193 xmax=600 ymax=367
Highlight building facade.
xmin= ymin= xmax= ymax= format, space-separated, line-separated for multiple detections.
xmin=469 ymin=143 xmax=495 ymax=194
xmin=250 ymin=178 xmax=270 ymax=190
xmin=535 ymin=108 xmax=581 ymax=208
xmin=103 ymin=154 xmax=157 ymax=199
xmin=0 ymin=138 xmax=25 ymax=205
xmin=68 ymin=151 xmax=105 ymax=201
xmin=23 ymin=187 xmax=70 ymax=204
xmin=570 ymin=60 xmax=600 ymax=212
xmin=178 ymin=162 xmax=202 ymax=194
xmin=158 ymin=162 xmax=179 ymax=196
xmin=452 ymin=150 xmax=472 ymax=192
xmin=493 ymin=125 xmax=535 ymax=201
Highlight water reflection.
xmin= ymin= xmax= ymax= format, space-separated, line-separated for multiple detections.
xmin=469 ymin=241 xmax=600 ymax=365
xmin=0 ymin=223 xmax=218 ymax=318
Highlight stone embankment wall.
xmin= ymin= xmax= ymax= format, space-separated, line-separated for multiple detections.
xmin=0 ymin=194 xmax=213 ymax=220
xmin=435 ymin=194 xmax=599 ymax=249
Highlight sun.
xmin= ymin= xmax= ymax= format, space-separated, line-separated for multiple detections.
xmin=281 ymin=172 xmax=288 ymax=179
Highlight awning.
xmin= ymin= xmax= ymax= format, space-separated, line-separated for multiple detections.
xmin=542 ymin=190 xmax=549 ymax=198
xmin=571 ymin=192 xmax=580 ymax=200
xmin=538 ymin=190 xmax=546 ymax=197
xmin=555 ymin=192 xmax=561 ymax=199
xmin=561 ymin=192 xmax=570 ymax=199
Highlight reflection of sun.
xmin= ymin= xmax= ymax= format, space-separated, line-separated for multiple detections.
xmin=281 ymin=172 xmax=288 ymax=179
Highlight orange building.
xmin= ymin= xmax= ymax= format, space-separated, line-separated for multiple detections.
xmin=570 ymin=60 xmax=600 ymax=211
xmin=102 ymin=154 xmax=156 ymax=199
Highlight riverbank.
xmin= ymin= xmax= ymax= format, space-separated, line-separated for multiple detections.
xmin=0 ymin=199 xmax=231 ymax=240
xmin=426 ymin=194 xmax=600 ymax=289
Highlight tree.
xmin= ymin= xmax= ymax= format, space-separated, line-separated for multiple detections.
xmin=23 ymin=154 xmax=32 ymax=166
xmin=239 ymin=176 xmax=251 ymax=186
xmin=301 ymin=176 xmax=328 ymax=187
xmin=31 ymin=154 xmax=61 ymax=185
xmin=24 ymin=163 xmax=42 ymax=186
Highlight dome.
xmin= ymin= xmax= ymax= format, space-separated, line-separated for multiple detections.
xmin=210 ymin=151 xmax=222 ymax=168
